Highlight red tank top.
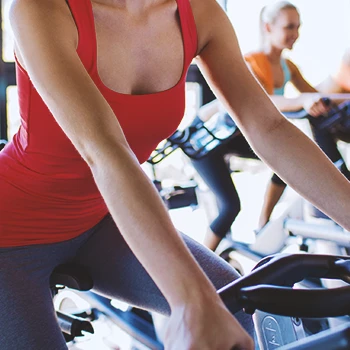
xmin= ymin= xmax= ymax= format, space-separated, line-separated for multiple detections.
xmin=0 ymin=0 xmax=197 ymax=247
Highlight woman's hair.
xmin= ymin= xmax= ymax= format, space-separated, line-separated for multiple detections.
xmin=259 ymin=1 xmax=299 ymax=47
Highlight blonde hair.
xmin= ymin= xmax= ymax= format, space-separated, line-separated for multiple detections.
xmin=260 ymin=1 xmax=299 ymax=47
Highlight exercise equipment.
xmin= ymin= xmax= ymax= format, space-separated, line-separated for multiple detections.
xmin=285 ymin=99 xmax=350 ymax=132
xmin=148 ymin=112 xmax=238 ymax=162
xmin=50 ymin=264 xmax=94 ymax=342
xmin=51 ymin=253 xmax=350 ymax=349
xmin=149 ymin=99 xmax=350 ymax=164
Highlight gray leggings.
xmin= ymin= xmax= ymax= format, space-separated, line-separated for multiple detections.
xmin=0 ymin=214 xmax=253 ymax=350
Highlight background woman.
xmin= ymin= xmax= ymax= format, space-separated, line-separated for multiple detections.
xmin=245 ymin=1 xmax=350 ymax=229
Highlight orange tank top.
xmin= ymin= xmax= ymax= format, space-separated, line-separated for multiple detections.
xmin=244 ymin=52 xmax=274 ymax=95
xmin=0 ymin=0 xmax=197 ymax=247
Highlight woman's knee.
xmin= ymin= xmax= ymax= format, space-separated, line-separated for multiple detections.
xmin=182 ymin=234 xmax=255 ymax=335
xmin=182 ymin=234 xmax=240 ymax=287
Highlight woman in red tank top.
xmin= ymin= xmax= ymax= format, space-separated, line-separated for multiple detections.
xmin=3 ymin=0 xmax=350 ymax=349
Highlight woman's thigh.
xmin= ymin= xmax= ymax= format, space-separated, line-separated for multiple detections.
xmin=0 ymin=243 xmax=76 ymax=350
xmin=73 ymin=214 xmax=254 ymax=335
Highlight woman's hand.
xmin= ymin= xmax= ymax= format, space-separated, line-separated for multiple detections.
xmin=303 ymin=97 xmax=331 ymax=117
xmin=164 ymin=297 xmax=254 ymax=350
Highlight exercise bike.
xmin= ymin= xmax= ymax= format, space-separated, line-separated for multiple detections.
xmin=146 ymin=100 xmax=350 ymax=265
xmin=217 ymin=101 xmax=350 ymax=261
xmin=51 ymin=252 xmax=350 ymax=349
xmin=39 ymin=101 xmax=350 ymax=349
xmin=152 ymin=102 xmax=350 ymax=334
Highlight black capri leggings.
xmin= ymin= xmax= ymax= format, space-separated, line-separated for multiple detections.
xmin=191 ymin=133 xmax=262 ymax=238
xmin=0 ymin=214 xmax=254 ymax=350
xmin=191 ymin=123 xmax=350 ymax=238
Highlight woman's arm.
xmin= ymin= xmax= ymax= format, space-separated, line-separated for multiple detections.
xmin=270 ymin=59 xmax=331 ymax=115
xmin=270 ymin=93 xmax=321 ymax=112
xmin=194 ymin=0 xmax=350 ymax=230
xmin=271 ymin=92 xmax=350 ymax=113
xmin=281 ymin=60 xmax=350 ymax=112
xmin=245 ymin=58 xmax=329 ymax=114
xmin=287 ymin=59 xmax=317 ymax=93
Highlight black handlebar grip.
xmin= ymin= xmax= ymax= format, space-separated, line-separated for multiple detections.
xmin=218 ymin=254 xmax=350 ymax=315
xmin=321 ymin=97 xmax=331 ymax=106
xmin=239 ymin=284 xmax=350 ymax=317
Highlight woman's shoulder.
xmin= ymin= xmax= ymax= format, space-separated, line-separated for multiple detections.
xmin=244 ymin=51 xmax=270 ymax=69
xmin=188 ymin=0 xmax=234 ymax=56
xmin=10 ymin=0 xmax=78 ymax=71
xmin=9 ymin=0 xmax=75 ymax=35
xmin=10 ymin=0 xmax=68 ymax=17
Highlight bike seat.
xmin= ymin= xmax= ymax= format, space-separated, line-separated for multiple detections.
xmin=50 ymin=263 xmax=93 ymax=291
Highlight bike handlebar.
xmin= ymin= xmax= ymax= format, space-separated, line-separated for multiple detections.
xmin=283 ymin=99 xmax=350 ymax=131
xmin=148 ymin=113 xmax=238 ymax=164
xmin=218 ymin=253 xmax=350 ymax=317
xmin=148 ymin=99 xmax=350 ymax=164
xmin=239 ymin=284 xmax=350 ymax=317
xmin=283 ymin=98 xmax=332 ymax=119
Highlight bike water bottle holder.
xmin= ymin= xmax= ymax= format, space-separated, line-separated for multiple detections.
xmin=309 ymin=101 xmax=350 ymax=131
